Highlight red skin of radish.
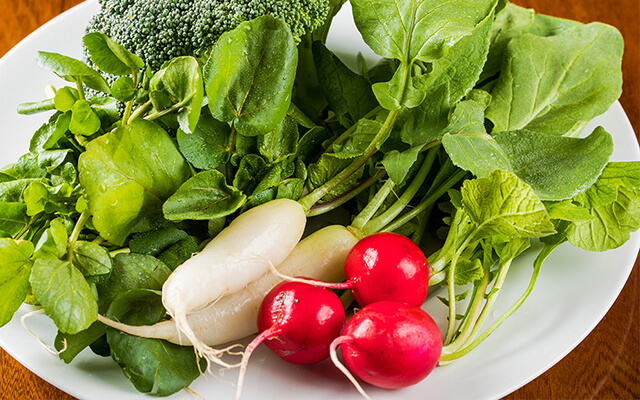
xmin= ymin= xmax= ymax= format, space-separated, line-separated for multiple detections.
xmin=336 ymin=301 xmax=442 ymax=389
xmin=345 ymin=232 xmax=429 ymax=307
xmin=255 ymin=280 xmax=346 ymax=364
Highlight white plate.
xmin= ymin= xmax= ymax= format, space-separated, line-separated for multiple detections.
xmin=0 ymin=1 xmax=638 ymax=399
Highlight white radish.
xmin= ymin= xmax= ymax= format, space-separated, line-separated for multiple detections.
xmin=98 ymin=224 xmax=359 ymax=363
xmin=163 ymin=198 xmax=305 ymax=368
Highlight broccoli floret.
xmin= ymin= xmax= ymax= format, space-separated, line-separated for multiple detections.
xmin=86 ymin=0 xmax=331 ymax=70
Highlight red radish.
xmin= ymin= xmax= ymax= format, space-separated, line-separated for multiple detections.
xmin=330 ymin=301 xmax=442 ymax=396
xmin=236 ymin=281 xmax=346 ymax=399
xmin=270 ymin=232 xmax=429 ymax=308
xmin=344 ymin=232 xmax=429 ymax=307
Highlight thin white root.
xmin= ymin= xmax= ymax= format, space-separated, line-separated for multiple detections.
xmin=265 ymin=256 xmax=352 ymax=290
xmin=20 ymin=309 xmax=68 ymax=356
xmin=330 ymin=336 xmax=372 ymax=400
xmin=183 ymin=386 xmax=205 ymax=400
xmin=169 ymin=307 xmax=243 ymax=373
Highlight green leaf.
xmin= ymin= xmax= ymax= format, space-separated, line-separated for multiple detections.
xmin=54 ymin=87 xmax=79 ymax=112
xmin=111 ymin=76 xmax=137 ymax=102
xmin=97 ymin=253 xmax=171 ymax=313
xmin=129 ymin=227 xmax=190 ymax=257
xmin=30 ymin=259 xmax=98 ymax=334
xmin=486 ymin=22 xmax=623 ymax=135
xmin=106 ymin=289 xmax=204 ymax=396
xmin=350 ymin=0 xmax=497 ymax=109
xmin=461 ymin=170 xmax=556 ymax=239
xmin=444 ymin=127 xmax=613 ymax=201
xmin=574 ymin=162 xmax=640 ymax=208
xmin=544 ymin=200 xmax=596 ymax=222
xmin=156 ymin=238 xmax=199 ymax=270
xmin=83 ymin=32 xmax=145 ymax=75
xmin=0 ymin=239 xmax=34 ymax=327
xmin=54 ymin=321 xmax=106 ymax=363
xmin=72 ymin=241 xmax=113 ymax=284
xmin=176 ymin=113 xmax=231 ymax=170
xmin=163 ymin=169 xmax=246 ymax=220
xmin=79 ymin=119 xmax=191 ymax=246
xmin=36 ymin=51 xmax=111 ymax=94
xmin=69 ymin=100 xmax=102 ymax=136
xmin=568 ymin=186 xmax=640 ymax=251
xmin=0 ymin=202 xmax=28 ymax=237
xmin=204 ymin=16 xmax=297 ymax=136
xmin=258 ymin=116 xmax=299 ymax=164
xmin=150 ymin=56 xmax=203 ymax=134
xmin=313 ymin=41 xmax=378 ymax=126
xmin=33 ymin=218 xmax=69 ymax=259
xmin=29 ymin=112 xmax=72 ymax=152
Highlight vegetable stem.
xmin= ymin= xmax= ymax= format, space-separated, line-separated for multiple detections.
xmin=120 ymin=68 xmax=139 ymax=127
xmin=307 ymin=169 xmax=385 ymax=217
xmin=67 ymin=210 xmax=90 ymax=262
xmin=298 ymin=110 xmax=399 ymax=211
xmin=362 ymin=146 xmax=439 ymax=234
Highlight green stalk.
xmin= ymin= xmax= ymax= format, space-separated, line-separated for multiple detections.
xmin=127 ymin=99 xmax=152 ymax=124
xmin=439 ymin=243 xmax=558 ymax=362
xmin=362 ymin=146 xmax=439 ymax=235
xmin=350 ymin=178 xmax=395 ymax=231
xmin=120 ymin=68 xmax=139 ymax=127
xmin=444 ymin=232 xmax=475 ymax=345
xmin=380 ymin=168 xmax=468 ymax=235
xmin=327 ymin=106 xmax=383 ymax=149
xmin=298 ymin=109 xmax=399 ymax=211
xmin=67 ymin=210 xmax=90 ymax=263
xmin=308 ymin=169 xmax=386 ymax=217
xmin=75 ymin=81 xmax=85 ymax=101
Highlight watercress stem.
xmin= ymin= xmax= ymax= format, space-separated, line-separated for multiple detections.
xmin=120 ymin=68 xmax=139 ymax=127
xmin=298 ymin=109 xmax=399 ymax=211
xmin=75 ymin=81 xmax=85 ymax=101
xmin=67 ymin=210 xmax=90 ymax=262
xmin=127 ymin=99 xmax=152 ymax=124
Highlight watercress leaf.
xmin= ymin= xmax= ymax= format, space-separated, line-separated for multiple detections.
xmin=350 ymin=0 xmax=497 ymax=109
xmin=176 ymin=113 xmax=231 ymax=170
xmin=69 ymin=100 xmax=101 ymax=136
xmin=156 ymin=238 xmax=199 ymax=270
xmin=313 ymin=41 xmax=378 ymax=126
xmin=106 ymin=289 xmax=204 ymax=396
xmin=233 ymin=154 xmax=268 ymax=194
xmin=297 ymin=126 xmax=333 ymax=163
xmin=204 ymin=16 xmax=297 ymax=136
xmin=29 ymin=112 xmax=72 ymax=152
xmin=111 ymin=76 xmax=137 ymax=102
xmin=0 ymin=239 xmax=34 ymax=327
xmin=36 ymin=51 xmax=111 ymax=94
xmin=54 ymin=87 xmax=79 ymax=112
xmin=0 ymin=179 xmax=38 ymax=202
xmin=486 ymin=23 xmax=623 ymax=135
xmin=54 ymin=321 xmax=106 ymax=364
xmin=72 ymin=241 xmax=113 ymax=284
xmin=258 ymin=116 xmax=299 ymax=164
xmin=33 ymin=218 xmax=69 ymax=259
xmin=30 ymin=259 xmax=98 ymax=334
xmin=163 ymin=169 xmax=246 ymax=221
xmin=151 ymin=56 xmax=204 ymax=133
xmin=79 ymin=119 xmax=191 ymax=246
xmin=16 ymin=98 xmax=56 ymax=115
xmin=567 ymin=186 xmax=640 ymax=251
xmin=461 ymin=170 xmax=555 ymax=239
xmin=129 ymin=227 xmax=190 ymax=256
xmin=97 ymin=253 xmax=171 ymax=313
xmin=0 ymin=202 xmax=28 ymax=237
xmin=83 ymin=32 xmax=145 ymax=75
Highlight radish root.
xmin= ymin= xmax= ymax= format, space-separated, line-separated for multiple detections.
xmin=20 ymin=309 xmax=68 ymax=356
xmin=330 ymin=336 xmax=372 ymax=400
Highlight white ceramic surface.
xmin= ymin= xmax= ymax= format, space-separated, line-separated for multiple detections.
xmin=0 ymin=1 xmax=638 ymax=399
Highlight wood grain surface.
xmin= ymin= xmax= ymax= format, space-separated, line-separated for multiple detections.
xmin=0 ymin=0 xmax=638 ymax=399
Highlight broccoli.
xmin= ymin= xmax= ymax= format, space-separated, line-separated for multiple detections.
xmin=85 ymin=0 xmax=331 ymax=71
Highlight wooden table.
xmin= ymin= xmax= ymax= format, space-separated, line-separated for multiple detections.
xmin=0 ymin=0 xmax=638 ymax=399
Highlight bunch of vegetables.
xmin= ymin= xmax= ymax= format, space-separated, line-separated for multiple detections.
xmin=1 ymin=0 xmax=639 ymax=397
